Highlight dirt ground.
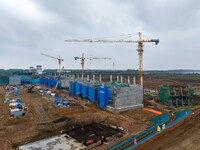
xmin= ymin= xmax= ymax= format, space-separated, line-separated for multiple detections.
xmin=0 ymin=83 xmax=154 ymax=150
xmin=1 ymin=74 xmax=200 ymax=150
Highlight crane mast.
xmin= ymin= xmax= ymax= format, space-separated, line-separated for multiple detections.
xmin=75 ymin=52 xmax=111 ymax=80
xmin=138 ymin=32 xmax=144 ymax=85
xmin=66 ymin=32 xmax=159 ymax=85
xmin=81 ymin=53 xmax=85 ymax=80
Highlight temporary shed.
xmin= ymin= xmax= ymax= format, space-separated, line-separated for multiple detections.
xmin=10 ymin=108 xmax=26 ymax=116
xmin=9 ymin=76 xmax=21 ymax=85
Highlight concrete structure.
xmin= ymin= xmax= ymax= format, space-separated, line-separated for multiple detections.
xmin=93 ymin=74 xmax=95 ymax=81
xmin=29 ymin=67 xmax=37 ymax=74
xmin=117 ymin=75 xmax=119 ymax=82
xmin=158 ymin=85 xmax=194 ymax=106
xmin=19 ymin=134 xmax=85 ymax=150
xmin=128 ymin=76 xmax=130 ymax=84
xmin=110 ymin=75 xmax=113 ymax=82
xmin=29 ymin=65 xmax=42 ymax=75
xmin=120 ymin=75 xmax=123 ymax=83
xmin=107 ymin=84 xmax=144 ymax=113
xmin=87 ymin=75 xmax=89 ymax=80
xmin=99 ymin=74 xmax=102 ymax=82
xmin=36 ymin=65 xmax=42 ymax=75
xmin=61 ymin=77 xmax=75 ymax=88
xmin=133 ymin=76 xmax=136 ymax=85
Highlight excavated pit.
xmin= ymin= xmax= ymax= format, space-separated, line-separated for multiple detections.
xmin=65 ymin=122 xmax=123 ymax=146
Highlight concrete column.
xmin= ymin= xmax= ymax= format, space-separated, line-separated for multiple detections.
xmin=133 ymin=76 xmax=136 ymax=85
xmin=99 ymin=74 xmax=102 ymax=82
xmin=77 ymin=74 xmax=79 ymax=79
xmin=140 ymin=76 xmax=143 ymax=86
xmin=120 ymin=75 xmax=123 ymax=83
xmin=128 ymin=76 xmax=130 ymax=84
xmin=117 ymin=75 xmax=119 ymax=82
xmin=87 ymin=75 xmax=89 ymax=80
xmin=110 ymin=75 xmax=113 ymax=82
xmin=93 ymin=74 xmax=95 ymax=81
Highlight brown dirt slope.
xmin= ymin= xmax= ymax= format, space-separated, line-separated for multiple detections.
xmin=140 ymin=112 xmax=200 ymax=150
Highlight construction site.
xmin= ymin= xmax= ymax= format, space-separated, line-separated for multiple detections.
xmin=1 ymin=32 xmax=200 ymax=150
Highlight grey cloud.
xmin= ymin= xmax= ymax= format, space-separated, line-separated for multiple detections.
xmin=0 ymin=0 xmax=199 ymax=70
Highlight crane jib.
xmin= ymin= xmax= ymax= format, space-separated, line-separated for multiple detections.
xmin=150 ymin=39 xmax=159 ymax=45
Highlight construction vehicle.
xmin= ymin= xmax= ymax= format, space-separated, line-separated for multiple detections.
xmin=74 ymin=52 xmax=111 ymax=80
xmin=27 ymin=85 xmax=34 ymax=93
xmin=54 ymin=66 xmax=64 ymax=91
xmin=65 ymin=32 xmax=159 ymax=85
xmin=41 ymin=53 xmax=63 ymax=72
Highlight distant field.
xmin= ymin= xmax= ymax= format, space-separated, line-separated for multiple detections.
xmin=146 ymin=74 xmax=200 ymax=81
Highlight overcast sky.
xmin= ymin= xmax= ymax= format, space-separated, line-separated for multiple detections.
xmin=0 ymin=0 xmax=200 ymax=70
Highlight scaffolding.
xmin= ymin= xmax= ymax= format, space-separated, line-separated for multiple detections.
xmin=158 ymin=85 xmax=194 ymax=106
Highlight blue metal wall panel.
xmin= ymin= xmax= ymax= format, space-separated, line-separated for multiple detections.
xmin=88 ymin=86 xmax=96 ymax=102
xmin=75 ymin=83 xmax=82 ymax=97
xmin=82 ymin=85 xmax=89 ymax=98
xmin=31 ymin=78 xmax=40 ymax=83
xmin=58 ymin=82 xmax=61 ymax=89
xmin=98 ymin=86 xmax=112 ymax=107
xmin=98 ymin=86 xmax=107 ymax=107
xmin=70 ymin=82 xmax=75 ymax=95
xmin=99 ymin=88 xmax=106 ymax=107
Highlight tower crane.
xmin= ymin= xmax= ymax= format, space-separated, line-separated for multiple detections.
xmin=74 ymin=52 xmax=111 ymax=80
xmin=41 ymin=53 xmax=63 ymax=72
xmin=65 ymin=32 xmax=159 ymax=85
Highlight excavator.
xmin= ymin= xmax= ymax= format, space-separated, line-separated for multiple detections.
xmin=54 ymin=66 xmax=64 ymax=92
xmin=27 ymin=85 xmax=34 ymax=93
